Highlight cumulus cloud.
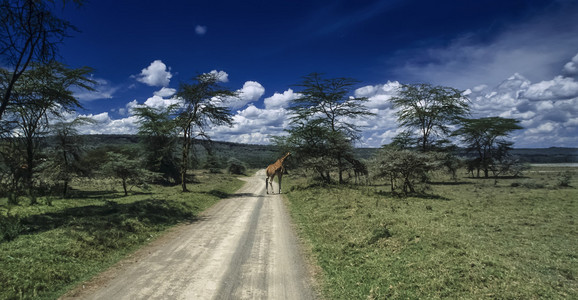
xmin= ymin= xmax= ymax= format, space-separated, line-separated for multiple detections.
xmin=355 ymin=81 xmax=401 ymax=110
xmin=154 ymin=87 xmax=177 ymax=98
xmin=208 ymin=102 xmax=292 ymax=144
xmin=521 ymin=76 xmax=578 ymax=101
xmin=563 ymin=53 xmax=578 ymax=76
xmin=226 ymin=81 xmax=265 ymax=109
xmin=464 ymin=57 xmax=578 ymax=148
xmin=264 ymin=89 xmax=299 ymax=109
xmin=143 ymin=95 xmax=180 ymax=110
xmin=195 ymin=25 xmax=207 ymax=36
xmin=207 ymin=70 xmax=229 ymax=83
xmin=135 ymin=60 xmax=172 ymax=87
xmin=75 ymin=112 xmax=139 ymax=135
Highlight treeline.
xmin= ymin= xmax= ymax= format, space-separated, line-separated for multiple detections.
xmin=273 ymin=76 xmax=530 ymax=194
xmin=0 ymin=1 xmax=571 ymax=205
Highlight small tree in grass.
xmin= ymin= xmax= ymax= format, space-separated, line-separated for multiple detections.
xmin=227 ymin=158 xmax=247 ymax=175
xmin=453 ymin=117 xmax=523 ymax=178
xmin=101 ymin=152 xmax=146 ymax=196
xmin=372 ymin=148 xmax=444 ymax=195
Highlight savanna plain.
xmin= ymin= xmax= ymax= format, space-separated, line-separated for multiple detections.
xmin=0 ymin=171 xmax=244 ymax=299
xmin=0 ymin=164 xmax=576 ymax=299
xmin=285 ymin=165 xmax=577 ymax=299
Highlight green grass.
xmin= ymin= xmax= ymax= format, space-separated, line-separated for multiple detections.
xmin=0 ymin=171 xmax=244 ymax=300
xmin=285 ymin=166 xmax=578 ymax=299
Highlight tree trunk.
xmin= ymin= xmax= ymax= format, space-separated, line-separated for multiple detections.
xmin=181 ymin=129 xmax=190 ymax=192
xmin=337 ymin=155 xmax=344 ymax=184
xmin=63 ymin=180 xmax=68 ymax=198
xmin=122 ymin=178 xmax=128 ymax=196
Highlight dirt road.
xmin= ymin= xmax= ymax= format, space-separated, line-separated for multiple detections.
xmin=62 ymin=170 xmax=315 ymax=299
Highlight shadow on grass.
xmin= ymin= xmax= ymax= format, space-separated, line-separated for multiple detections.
xmin=429 ymin=181 xmax=472 ymax=186
xmin=204 ymin=189 xmax=230 ymax=199
xmin=15 ymin=199 xmax=197 ymax=239
xmin=373 ymin=190 xmax=450 ymax=201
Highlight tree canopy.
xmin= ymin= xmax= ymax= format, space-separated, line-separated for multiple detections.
xmin=283 ymin=73 xmax=375 ymax=183
xmin=391 ymin=83 xmax=470 ymax=151
xmin=0 ymin=0 xmax=85 ymax=121
xmin=176 ymin=73 xmax=235 ymax=191
xmin=453 ymin=116 xmax=523 ymax=177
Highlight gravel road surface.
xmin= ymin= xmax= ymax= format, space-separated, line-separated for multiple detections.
xmin=61 ymin=170 xmax=315 ymax=300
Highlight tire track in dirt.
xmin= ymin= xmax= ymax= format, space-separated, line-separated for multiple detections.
xmin=61 ymin=170 xmax=315 ymax=300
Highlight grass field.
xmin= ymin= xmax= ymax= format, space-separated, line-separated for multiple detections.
xmin=285 ymin=165 xmax=578 ymax=299
xmin=0 ymin=171 xmax=244 ymax=300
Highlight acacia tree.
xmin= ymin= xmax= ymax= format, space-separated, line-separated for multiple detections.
xmin=372 ymin=148 xmax=443 ymax=194
xmin=288 ymin=73 xmax=375 ymax=183
xmin=176 ymin=73 xmax=235 ymax=192
xmin=274 ymin=118 xmax=338 ymax=183
xmin=0 ymin=0 xmax=84 ymax=121
xmin=101 ymin=152 xmax=143 ymax=197
xmin=453 ymin=117 xmax=523 ymax=178
xmin=4 ymin=62 xmax=93 ymax=198
xmin=133 ymin=104 xmax=180 ymax=184
xmin=391 ymin=83 xmax=470 ymax=152
xmin=47 ymin=117 xmax=94 ymax=197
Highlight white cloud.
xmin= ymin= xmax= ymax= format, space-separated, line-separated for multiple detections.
xmin=154 ymin=87 xmax=177 ymax=98
xmin=264 ymin=89 xmax=299 ymax=109
xmin=195 ymin=25 xmax=207 ymax=35
xmin=136 ymin=60 xmax=172 ymax=87
xmin=142 ymin=95 xmax=180 ymax=110
xmin=521 ymin=76 xmax=578 ymax=101
xmin=207 ymin=70 xmax=229 ymax=83
xmin=392 ymin=7 xmax=578 ymax=89
xmin=73 ymin=78 xmax=119 ymax=102
xmin=355 ymin=81 xmax=401 ymax=110
xmin=75 ymin=112 xmax=139 ymax=135
xmin=208 ymin=103 xmax=292 ymax=144
xmin=226 ymin=81 xmax=265 ymax=109
xmin=563 ymin=53 xmax=578 ymax=76
xmin=463 ymin=58 xmax=578 ymax=148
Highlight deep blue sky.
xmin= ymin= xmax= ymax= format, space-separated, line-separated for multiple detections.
xmin=55 ymin=0 xmax=578 ymax=147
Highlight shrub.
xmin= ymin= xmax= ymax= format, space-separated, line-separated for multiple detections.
xmin=0 ymin=215 xmax=23 ymax=242
xmin=371 ymin=149 xmax=444 ymax=195
xmin=228 ymin=158 xmax=247 ymax=175
xmin=557 ymin=171 xmax=572 ymax=187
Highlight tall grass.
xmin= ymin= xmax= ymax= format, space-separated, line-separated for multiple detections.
xmin=0 ymin=171 xmax=244 ymax=299
xmin=286 ymin=166 xmax=578 ymax=299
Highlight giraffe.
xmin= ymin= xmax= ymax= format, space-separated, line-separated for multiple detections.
xmin=266 ymin=152 xmax=291 ymax=194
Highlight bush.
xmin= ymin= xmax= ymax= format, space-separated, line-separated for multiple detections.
xmin=371 ymin=149 xmax=444 ymax=195
xmin=228 ymin=158 xmax=247 ymax=175
xmin=0 ymin=215 xmax=23 ymax=242
xmin=557 ymin=171 xmax=572 ymax=187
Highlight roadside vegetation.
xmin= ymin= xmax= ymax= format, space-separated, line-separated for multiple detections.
xmin=1 ymin=2 xmax=577 ymax=299
xmin=0 ymin=171 xmax=244 ymax=299
xmin=285 ymin=165 xmax=577 ymax=299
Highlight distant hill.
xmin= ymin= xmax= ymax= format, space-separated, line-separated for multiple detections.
xmin=80 ymin=134 xmax=280 ymax=168
xmin=79 ymin=135 xmax=578 ymax=165
xmin=510 ymin=147 xmax=578 ymax=163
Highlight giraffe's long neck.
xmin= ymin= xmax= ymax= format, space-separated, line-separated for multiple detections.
xmin=277 ymin=153 xmax=289 ymax=166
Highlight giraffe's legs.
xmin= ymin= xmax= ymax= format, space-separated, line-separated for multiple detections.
xmin=278 ymin=173 xmax=283 ymax=194
xmin=267 ymin=174 xmax=276 ymax=194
